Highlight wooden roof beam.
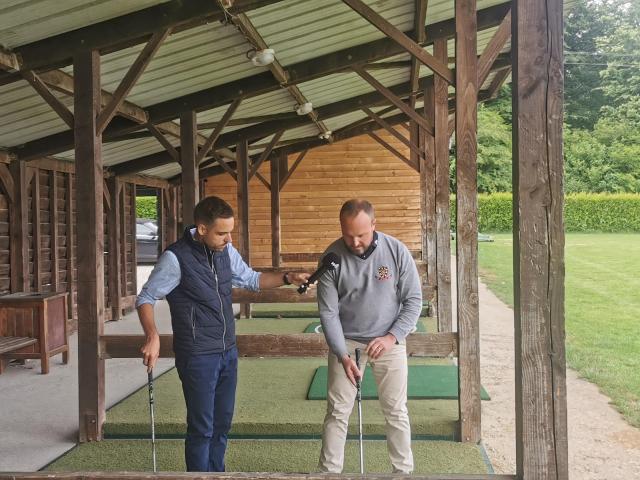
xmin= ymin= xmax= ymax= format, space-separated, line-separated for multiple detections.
xmin=10 ymin=3 xmax=510 ymax=159
xmin=342 ymin=0 xmax=453 ymax=84
xmin=410 ymin=0 xmax=429 ymax=109
xmin=1 ymin=0 xmax=283 ymax=76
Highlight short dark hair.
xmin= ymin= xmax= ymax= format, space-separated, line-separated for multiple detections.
xmin=339 ymin=199 xmax=375 ymax=220
xmin=194 ymin=196 xmax=234 ymax=225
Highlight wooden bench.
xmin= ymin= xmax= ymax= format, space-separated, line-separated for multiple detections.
xmin=0 ymin=292 xmax=69 ymax=374
xmin=0 ymin=336 xmax=38 ymax=373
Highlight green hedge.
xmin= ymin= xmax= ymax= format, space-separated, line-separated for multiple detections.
xmin=136 ymin=193 xmax=639 ymax=232
xmin=136 ymin=196 xmax=157 ymax=220
xmin=450 ymin=193 xmax=640 ymax=232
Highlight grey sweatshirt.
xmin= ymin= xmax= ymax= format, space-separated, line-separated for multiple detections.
xmin=317 ymin=231 xmax=422 ymax=358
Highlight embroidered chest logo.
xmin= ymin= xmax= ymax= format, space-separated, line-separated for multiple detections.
xmin=376 ymin=265 xmax=392 ymax=281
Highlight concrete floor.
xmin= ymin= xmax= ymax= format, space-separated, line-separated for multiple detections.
xmin=0 ymin=266 xmax=176 ymax=472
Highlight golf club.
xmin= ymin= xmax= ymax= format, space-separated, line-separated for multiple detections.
xmin=355 ymin=348 xmax=364 ymax=474
xmin=147 ymin=369 xmax=157 ymax=473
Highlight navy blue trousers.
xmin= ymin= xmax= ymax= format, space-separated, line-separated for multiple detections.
xmin=175 ymin=347 xmax=238 ymax=472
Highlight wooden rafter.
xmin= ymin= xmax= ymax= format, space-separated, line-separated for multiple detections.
xmin=368 ymin=131 xmax=418 ymax=172
xmin=11 ymin=3 xmax=511 ymax=161
xmin=249 ymin=130 xmax=284 ymax=179
xmin=96 ymin=29 xmax=170 ymax=134
xmin=477 ymin=10 xmax=511 ymax=87
xmin=21 ymin=70 xmax=74 ymax=128
xmin=409 ymin=0 xmax=429 ymax=109
xmin=354 ymin=66 xmax=434 ymax=135
xmin=362 ymin=107 xmax=423 ymax=160
xmin=342 ymin=0 xmax=453 ymax=84
xmin=2 ymin=0 xmax=283 ymax=75
xmin=196 ymin=98 xmax=242 ymax=164
xmin=147 ymin=123 xmax=179 ymax=162
xmin=279 ymin=149 xmax=307 ymax=189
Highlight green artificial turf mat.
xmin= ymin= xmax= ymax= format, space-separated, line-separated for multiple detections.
xmin=46 ymin=439 xmax=489 ymax=474
xmin=307 ymin=365 xmax=490 ymax=400
xmin=105 ymin=358 xmax=458 ymax=439
xmin=303 ymin=319 xmax=428 ymax=334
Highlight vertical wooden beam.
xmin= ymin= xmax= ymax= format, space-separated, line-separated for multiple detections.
xmin=119 ymin=185 xmax=128 ymax=298
xmin=278 ymin=154 xmax=289 ymax=187
xmin=434 ymin=38 xmax=453 ymax=332
xmin=421 ymin=88 xmax=437 ymax=316
xmin=180 ymin=111 xmax=198 ymax=226
xmin=236 ymin=140 xmax=251 ymax=318
xmin=270 ymin=152 xmax=282 ymax=267
xmin=130 ymin=185 xmax=137 ymax=296
xmin=157 ymin=188 xmax=166 ymax=252
xmin=50 ymin=171 xmax=60 ymax=293
xmin=33 ymin=169 xmax=42 ymax=291
xmin=513 ymin=0 xmax=568 ymax=476
xmin=107 ymin=177 xmax=122 ymax=321
xmin=455 ymin=0 xmax=481 ymax=444
xmin=9 ymin=161 xmax=29 ymax=293
xmin=167 ymin=186 xmax=178 ymax=243
xmin=74 ymin=49 xmax=105 ymax=443
xmin=412 ymin=121 xmax=425 ymax=263
xmin=65 ymin=172 xmax=76 ymax=319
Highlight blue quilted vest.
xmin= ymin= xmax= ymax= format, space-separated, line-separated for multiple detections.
xmin=166 ymin=227 xmax=235 ymax=357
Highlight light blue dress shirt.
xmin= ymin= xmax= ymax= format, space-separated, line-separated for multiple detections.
xmin=135 ymin=231 xmax=261 ymax=308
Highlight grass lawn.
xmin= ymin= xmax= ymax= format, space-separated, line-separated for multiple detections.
xmin=477 ymin=233 xmax=640 ymax=428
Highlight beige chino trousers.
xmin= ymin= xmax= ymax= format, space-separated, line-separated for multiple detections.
xmin=318 ymin=339 xmax=413 ymax=473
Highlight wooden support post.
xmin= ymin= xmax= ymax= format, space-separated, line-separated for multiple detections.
xmin=33 ymin=168 xmax=42 ymax=291
xmin=168 ymin=186 xmax=178 ymax=243
xmin=130 ymin=184 xmax=137 ymax=296
xmin=157 ymin=188 xmax=166 ymax=252
xmin=513 ymin=0 xmax=568 ymax=477
xmin=74 ymin=49 xmax=105 ymax=442
xmin=420 ymin=89 xmax=438 ymax=317
xmin=9 ymin=160 xmax=29 ymax=292
xmin=180 ymin=110 xmax=198 ymax=226
xmin=434 ymin=38 xmax=453 ymax=332
xmin=119 ymin=185 xmax=128 ymax=299
xmin=270 ymin=152 xmax=282 ymax=267
xmin=106 ymin=177 xmax=122 ymax=321
xmin=236 ymin=140 xmax=251 ymax=318
xmin=410 ymin=120 xmax=426 ymax=270
xmin=455 ymin=0 xmax=481 ymax=444
xmin=65 ymin=172 xmax=76 ymax=319
xmin=50 ymin=171 xmax=60 ymax=293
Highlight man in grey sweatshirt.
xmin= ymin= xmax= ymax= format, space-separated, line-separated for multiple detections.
xmin=317 ymin=199 xmax=422 ymax=474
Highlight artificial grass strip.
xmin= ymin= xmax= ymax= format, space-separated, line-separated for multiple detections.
xmin=46 ymin=439 xmax=488 ymax=474
xmin=303 ymin=319 xmax=428 ymax=334
xmin=250 ymin=303 xmax=431 ymax=318
xmin=236 ymin=317 xmax=315 ymax=334
xmin=307 ymin=365 xmax=490 ymax=400
xmin=105 ymin=358 xmax=458 ymax=438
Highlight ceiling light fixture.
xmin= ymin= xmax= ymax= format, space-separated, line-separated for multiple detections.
xmin=247 ymin=48 xmax=275 ymax=66
xmin=295 ymin=102 xmax=313 ymax=116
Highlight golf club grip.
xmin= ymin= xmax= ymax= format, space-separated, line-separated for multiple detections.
xmin=148 ymin=371 xmax=154 ymax=404
xmin=355 ymin=348 xmax=361 ymax=369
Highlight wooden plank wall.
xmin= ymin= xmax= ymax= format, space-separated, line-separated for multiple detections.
xmin=0 ymin=190 xmax=9 ymax=294
xmin=0 ymin=161 xmax=139 ymax=325
xmin=204 ymin=130 xmax=421 ymax=267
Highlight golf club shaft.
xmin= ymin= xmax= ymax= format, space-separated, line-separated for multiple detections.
xmin=355 ymin=348 xmax=364 ymax=474
xmin=148 ymin=369 xmax=157 ymax=473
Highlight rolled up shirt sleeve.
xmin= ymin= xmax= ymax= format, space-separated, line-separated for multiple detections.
xmin=135 ymin=250 xmax=181 ymax=308
xmin=228 ymin=243 xmax=261 ymax=291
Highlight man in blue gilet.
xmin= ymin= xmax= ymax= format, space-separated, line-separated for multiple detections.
xmin=136 ymin=196 xmax=309 ymax=472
